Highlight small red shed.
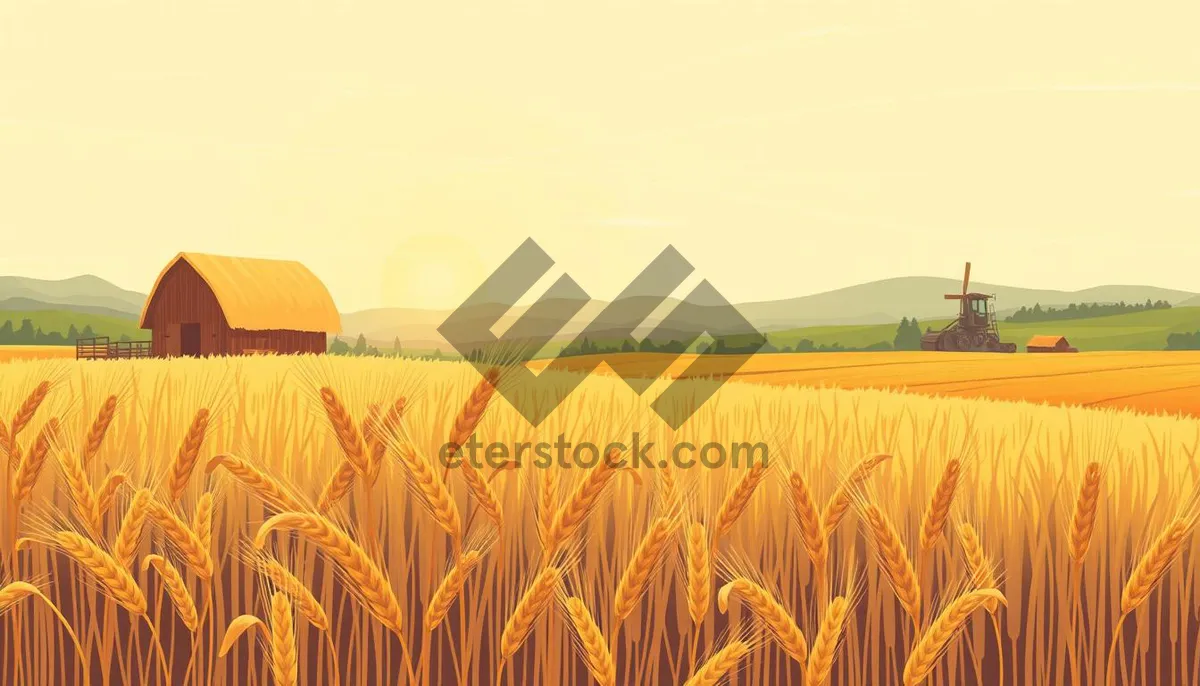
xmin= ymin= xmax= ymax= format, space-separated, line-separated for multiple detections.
xmin=1026 ymin=335 xmax=1078 ymax=353
xmin=139 ymin=252 xmax=341 ymax=357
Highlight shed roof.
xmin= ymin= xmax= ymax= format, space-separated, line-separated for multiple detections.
xmin=140 ymin=252 xmax=342 ymax=332
xmin=1026 ymin=335 xmax=1069 ymax=347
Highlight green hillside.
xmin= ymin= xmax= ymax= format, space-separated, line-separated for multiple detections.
xmin=0 ymin=310 xmax=147 ymax=345
xmin=765 ymin=307 xmax=1200 ymax=352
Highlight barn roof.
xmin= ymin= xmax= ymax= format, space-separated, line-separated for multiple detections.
xmin=140 ymin=252 xmax=342 ymax=332
xmin=1026 ymin=335 xmax=1068 ymax=347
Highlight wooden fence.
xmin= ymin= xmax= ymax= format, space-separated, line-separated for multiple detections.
xmin=76 ymin=337 xmax=153 ymax=360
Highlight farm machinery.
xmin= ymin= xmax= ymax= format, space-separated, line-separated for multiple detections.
xmin=920 ymin=262 xmax=1017 ymax=353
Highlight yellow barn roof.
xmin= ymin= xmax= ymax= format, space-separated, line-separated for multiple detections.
xmin=140 ymin=252 xmax=342 ymax=332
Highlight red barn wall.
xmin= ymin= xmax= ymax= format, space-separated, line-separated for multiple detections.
xmin=144 ymin=261 xmax=231 ymax=357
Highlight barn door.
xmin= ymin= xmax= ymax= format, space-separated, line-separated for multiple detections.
xmin=180 ymin=323 xmax=202 ymax=357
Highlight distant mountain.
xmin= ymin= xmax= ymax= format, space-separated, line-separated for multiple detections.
xmin=0 ymin=275 xmax=145 ymax=318
xmin=341 ymin=278 xmax=1198 ymax=349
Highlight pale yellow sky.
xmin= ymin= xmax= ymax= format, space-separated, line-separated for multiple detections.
xmin=2 ymin=1 xmax=1199 ymax=312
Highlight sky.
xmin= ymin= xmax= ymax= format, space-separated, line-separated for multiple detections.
xmin=2 ymin=1 xmax=1199 ymax=312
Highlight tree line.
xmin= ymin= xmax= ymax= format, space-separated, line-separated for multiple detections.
xmin=0 ymin=319 xmax=134 ymax=346
xmin=1005 ymin=299 xmax=1171 ymax=323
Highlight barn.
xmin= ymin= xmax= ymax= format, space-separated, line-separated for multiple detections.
xmin=139 ymin=252 xmax=341 ymax=357
xmin=1026 ymin=335 xmax=1078 ymax=353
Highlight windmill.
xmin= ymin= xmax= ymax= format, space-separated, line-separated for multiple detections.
xmin=919 ymin=262 xmax=1017 ymax=352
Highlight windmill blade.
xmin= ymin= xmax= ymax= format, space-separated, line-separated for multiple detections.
xmin=962 ymin=262 xmax=972 ymax=295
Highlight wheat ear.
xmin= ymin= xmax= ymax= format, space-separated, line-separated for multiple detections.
xmin=614 ymin=516 xmax=676 ymax=621
xmin=269 ymin=592 xmax=298 ymax=686
xmin=789 ymin=470 xmax=828 ymax=568
xmin=1068 ymin=462 xmax=1102 ymax=564
xmin=539 ymin=468 xmax=558 ymax=534
xmin=112 ymin=489 xmax=153 ymax=569
xmin=319 ymin=387 xmax=370 ymax=476
xmin=59 ymin=448 xmax=100 ymax=535
xmin=957 ymin=523 xmax=1000 ymax=612
xmin=206 ymin=454 xmax=307 ymax=512
xmin=686 ymin=522 xmax=712 ymax=624
xmin=684 ymin=639 xmax=752 ymax=686
xmin=544 ymin=449 xmax=622 ymax=557
xmin=94 ymin=471 xmax=129 ymax=525
xmin=167 ymin=408 xmax=210 ymax=501
xmin=193 ymin=492 xmax=214 ymax=554
xmin=823 ymin=453 xmax=891 ymax=534
xmin=919 ymin=459 xmax=962 ymax=550
xmin=424 ymin=550 xmax=483 ymax=631
xmin=1120 ymin=518 xmax=1192 ymax=614
xmin=367 ymin=397 xmax=406 ymax=485
xmin=563 ymin=597 xmax=616 ymax=686
xmin=82 ymin=395 xmax=118 ymax=466
xmin=396 ymin=448 xmax=462 ymax=545
xmin=806 ymin=595 xmax=849 ymax=686
xmin=317 ymin=460 xmax=358 ymax=512
xmin=500 ymin=566 xmax=562 ymax=659
xmin=863 ymin=505 xmax=921 ymax=627
xmin=447 ymin=370 xmax=499 ymax=453
xmin=143 ymin=554 xmax=199 ymax=631
xmin=55 ymin=530 xmax=147 ymax=614
xmin=146 ymin=499 xmax=215 ymax=580
xmin=257 ymin=557 xmax=329 ymax=631
xmin=712 ymin=463 xmax=769 ymax=545
xmin=903 ymin=589 xmax=1007 ymax=686
xmin=11 ymin=381 xmax=50 ymax=439
xmin=255 ymin=512 xmax=406 ymax=637
xmin=11 ymin=418 xmax=58 ymax=502
xmin=718 ymin=578 xmax=808 ymax=664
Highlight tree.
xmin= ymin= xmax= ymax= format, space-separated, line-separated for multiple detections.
xmin=353 ymin=334 xmax=368 ymax=356
xmin=328 ymin=337 xmax=351 ymax=355
xmin=66 ymin=324 xmax=80 ymax=344
xmin=15 ymin=319 xmax=35 ymax=345
xmin=893 ymin=317 xmax=923 ymax=350
xmin=393 ymin=337 xmax=403 ymax=357
xmin=0 ymin=320 xmax=12 ymax=344
xmin=81 ymin=324 xmax=96 ymax=340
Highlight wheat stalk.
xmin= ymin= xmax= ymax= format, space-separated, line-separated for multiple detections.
xmin=167 ymin=408 xmax=211 ymax=501
xmin=718 ymin=578 xmax=808 ymax=664
xmin=903 ymin=588 xmax=1007 ymax=686
xmin=424 ymin=550 xmax=482 ymax=631
xmin=319 ymin=387 xmax=370 ymax=477
xmin=1068 ymin=462 xmax=1103 ymax=565
xmin=112 ymin=489 xmax=153 ymax=569
xmin=684 ymin=639 xmax=751 ymax=686
xmin=500 ymin=565 xmax=562 ymax=660
xmin=614 ymin=516 xmax=676 ymax=622
xmin=919 ymin=459 xmax=961 ymax=550
xmin=81 ymin=395 xmax=118 ymax=466
xmin=255 ymin=512 xmax=406 ymax=637
xmin=562 ymin=597 xmax=616 ymax=686
xmin=713 ymin=463 xmax=769 ymax=545
xmin=863 ymin=504 xmax=921 ymax=626
xmin=367 ymin=397 xmax=406 ymax=486
xmin=206 ymin=454 xmax=306 ymax=512
xmin=146 ymin=499 xmax=215 ymax=580
xmin=0 ymin=581 xmax=90 ymax=682
xmin=143 ymin=554 xmax=199 ymax=631
xmin=685 ymin=522 xmax=711 ymax=625
xmin=823 ymin=453 xmax=891 ymax=534
xmin=806 ymin=595 xmax=849 ymax=686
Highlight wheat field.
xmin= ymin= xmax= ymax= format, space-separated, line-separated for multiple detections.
xmin=0 ymin=355 xmax=1196 ymax=685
